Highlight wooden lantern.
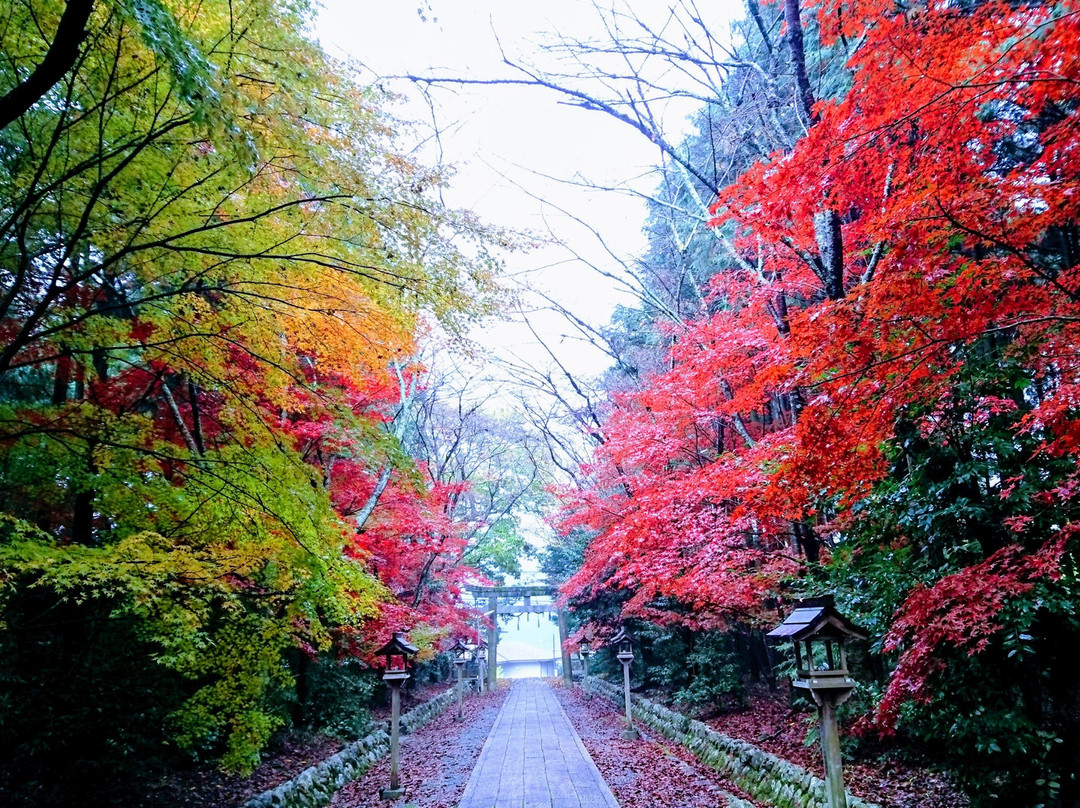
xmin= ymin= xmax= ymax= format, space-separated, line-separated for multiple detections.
xmin=767 ymin=595 xmax=868 ymax=808
xmin=766 ymin=594 xmax=867 ymax=703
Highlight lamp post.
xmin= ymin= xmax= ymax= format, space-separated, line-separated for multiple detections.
xmin=579 ymin=636 xmax=592 ymax=699
xmin=450 ymin=638 xmax=470 ymax=721
xmin=766 ymin=595 xmax=868 ymax=808
xmin=487 ymin=597 xmax=498 ymax=691
xmin=610 ymin=627 xmax=638 ymax=739
xmin=474 ymin=639 xmax=487 ymax=694
xmin=375 ymin=630 xmax=418 ymax=801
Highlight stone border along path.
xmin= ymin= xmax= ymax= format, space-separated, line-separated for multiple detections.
xmin=243 ymin=687 xmax=456 ymax=808
xmin=588 ymin=677 xmax=880 ymax=808
xmin=457 ymin=678 xmax=620 ymax=808
xmin=553 ymin=683 xmax=758 ymax=808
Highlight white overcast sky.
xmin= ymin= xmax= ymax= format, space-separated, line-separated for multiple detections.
xmin=313 ymin=0 xmax=740 ymax=377
xmin=311 ymin=1 xmax=743 ymax=658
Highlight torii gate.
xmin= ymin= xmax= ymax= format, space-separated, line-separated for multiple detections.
xmin=467 ymin=584 xmax=572 ymax=690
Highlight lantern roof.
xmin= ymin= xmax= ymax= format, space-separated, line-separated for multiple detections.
xmin=449 ymin=638 xmax=471 ymax=654
xmin=375 ymin=630 xmax=419 ymax=658
xmin=766 ymin=595 xmax=868 ymax=642
xmin=609 ymin=626 xmax=634 ymax=646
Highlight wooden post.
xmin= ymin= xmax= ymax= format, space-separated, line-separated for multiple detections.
xmin=557 ymin=607 xmax=572 ymax=686
xmin=620 ymin=657 xmax=638 ymax=739
xmin=474 ymin=614 xmax=485 ymax=693
xmin=455 ymin=662 xmax=464 ymax=720
xmin=379 ymin=681 xmax=405 ymax=800
xmin=487 ymin=595 xmax=498 ymax=690
xmin=819 ymin=698 xmax=847 ymax=808
xmin=389 ymin=684 xmax=401 ymax=789
xmin=582 ymin=653 xmax=590 ymax=698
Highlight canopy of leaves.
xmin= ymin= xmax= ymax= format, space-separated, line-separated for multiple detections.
xmin=0 ymin=0 xmax=517 ymax=779
xmin=555 ymin=0 xmax=1080 ymax=802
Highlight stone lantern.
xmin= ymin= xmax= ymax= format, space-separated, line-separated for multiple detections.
xmin=767 ymin=595 xmax=868 ymax=808
xmin=610 ymin=626 xmax=638 ymax=739
xmin=375 ymin=630 xmax=418 ymax=801
xmin=579 ymin=636 xmax=592 ymax=699
xmin=450 ymin=638 xmax=471 ymax=721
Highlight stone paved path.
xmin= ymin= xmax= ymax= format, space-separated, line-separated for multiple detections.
xmin=456 ymin=679 xmax=620 ymax=808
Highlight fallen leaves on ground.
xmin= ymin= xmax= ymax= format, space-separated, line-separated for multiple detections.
xmin=705 ymin=686 xmax=969 ymax=808
xmin=331 ymin=687 xmax=508 ymax=808
xmin=370 ymin=683 xmax=453 ymax=722
xmin=554 ymin=681 xmax=766 ymax=808
xmin=71 ymin=683 xmax=492 ymax=808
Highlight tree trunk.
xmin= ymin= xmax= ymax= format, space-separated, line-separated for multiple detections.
xmin=815 ymin=210 xmax=845 ymax=300
xmin=355 ymin=466 xmax=392 ymax=531
xmin=735 ymin=626 xmax=759 ymax=682
xmin=782 ymin=0 xmax=817 ymax=127
xmin=0 ymin=0 xmax=96 ymax=131
xmin=52 ymin=354 xmax=72 ymax=404
xmin=793 ymin=520 xmax=821 ymax=563
xmin=753 ymin=628 xmax=778 ymax=690
xmin=161 ymin=381 xmax=200 ymax=456
xmin=70 ymin=441 xmax=98 ymax=545
xmin=289 ymin=650 xmax=311 ymax=725
xmin=187 ymin=377 xmax=206 ymax=455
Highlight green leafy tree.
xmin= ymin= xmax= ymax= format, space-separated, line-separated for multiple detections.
xmin=0 ymin=0 xmax=509 ymax=783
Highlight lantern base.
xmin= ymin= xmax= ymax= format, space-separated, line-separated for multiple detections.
xmin=621 ymin=727 xmax=639 ymax=740
xmin=382 ymin=670 xmax=410 ymax=685
xmin=794 ymin=678 xmax=855 ymax=707
xmin=379 ymin=786 xmax=406 ymax=800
